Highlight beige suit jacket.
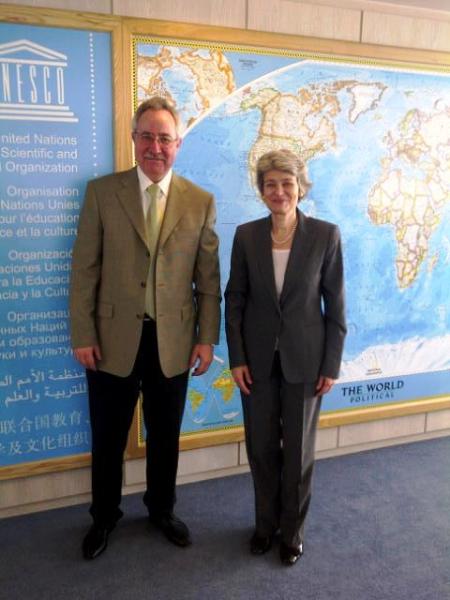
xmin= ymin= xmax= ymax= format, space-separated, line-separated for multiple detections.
xmin=70 ymin=167 xmax=221 ymax=378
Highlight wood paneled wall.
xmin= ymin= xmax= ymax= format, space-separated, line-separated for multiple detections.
xmin=2 ymin=0 xmax=450 ymax=51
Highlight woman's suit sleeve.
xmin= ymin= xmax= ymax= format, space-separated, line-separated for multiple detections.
xmin=319 ymin=224 xmax=347 ymax=379
xmin=224 ymin=229 xmax=249 ymax=369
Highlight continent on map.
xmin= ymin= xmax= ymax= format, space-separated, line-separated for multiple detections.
xmin=188 ymin=389 xmax=204 ymax=413
xmin=137 ymin=46 xmax=176 ymax=104
xmin=137 ymin=47 xmax=235 ymax=127
xmin=211 ymin=369 xmax=235 ymax=403
xmin=186 ymin=365 xmax=239 ymax=427
xmin=368 ymin=104 xmax=450 ymax=288
xmin=347 ymin=82 xmax=387 ymax=123
xmin=240 ymin=80 xmax=386 ymax=186
xmin=177 ymin=50 xmax=235 ymax=121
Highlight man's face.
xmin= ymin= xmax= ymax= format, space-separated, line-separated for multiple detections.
xmin=132 ymin=109 xmax=182 ymax=182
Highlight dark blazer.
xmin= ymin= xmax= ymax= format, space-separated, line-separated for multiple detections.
xmin=225 ymin=209 xmax=346 ymax=383
xmin=70 ymin=167 xmax=221 ymax=378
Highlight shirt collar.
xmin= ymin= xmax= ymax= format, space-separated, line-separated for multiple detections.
xmin=137 ymin=166 xmax=172 ymax=197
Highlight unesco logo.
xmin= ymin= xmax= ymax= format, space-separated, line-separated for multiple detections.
xmin=0 ymin=39 xmax=78 ymax=123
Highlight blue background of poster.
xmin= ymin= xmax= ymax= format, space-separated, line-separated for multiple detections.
xmin=0 ymin=24 xmax=114 ymax=468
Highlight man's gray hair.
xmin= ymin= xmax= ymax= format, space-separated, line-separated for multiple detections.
xmin=132 ymin=96 xmax=181 ymax=135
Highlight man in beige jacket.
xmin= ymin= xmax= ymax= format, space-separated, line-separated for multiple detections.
xmin=70 ymin=97 xmax=221 ymax=560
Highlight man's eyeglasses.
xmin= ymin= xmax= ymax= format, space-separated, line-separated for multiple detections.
xmin=133 ymin=131 xmax=178 ymax=147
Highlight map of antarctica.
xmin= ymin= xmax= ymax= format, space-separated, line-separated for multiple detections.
xmin=135 ymin=40 xmax=450 ymax=433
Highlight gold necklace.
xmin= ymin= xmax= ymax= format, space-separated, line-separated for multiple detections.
xmin=271 ymin=219 xmax=297 ymax=245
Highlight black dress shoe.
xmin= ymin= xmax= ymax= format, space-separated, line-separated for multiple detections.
xmin=250 ymin=532 xmax=273 ymax=555
xmin=280 ymin=541 xmax=303 ymax=566
xmin=82 ymin=523 xmax=115 ymax=560
xmin=150 ymin=512 xmax=192 ymax=547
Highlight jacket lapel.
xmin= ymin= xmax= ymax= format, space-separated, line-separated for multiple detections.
xmin=158 ymin=174 xmax=186 ymax=249
xmin=280 ymin=210 xmax=314 ymax=303
xmin=116 ymin=168 xmax=148 ymax=247
xmin=254 ymin=216 xmax=280 ymax=311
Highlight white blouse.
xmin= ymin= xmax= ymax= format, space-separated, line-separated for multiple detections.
xmin=272 ymin=249 xmax=290 ymax=299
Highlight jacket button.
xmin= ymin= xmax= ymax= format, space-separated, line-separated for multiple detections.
xmin=141 ymin=281 xmax=146 ymax=287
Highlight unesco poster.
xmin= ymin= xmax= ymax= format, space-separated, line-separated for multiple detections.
xmin=0 ymin=23 xmax=114 ymax=471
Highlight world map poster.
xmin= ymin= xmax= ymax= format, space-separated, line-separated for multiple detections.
xmin=133 ymin=36 xmax=450 ymax=437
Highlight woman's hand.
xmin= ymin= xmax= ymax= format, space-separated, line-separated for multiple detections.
xmin=316 ymin=375 xmax=335 ymax=395
xmin=231 ymin=365 xmax=253 ymax=395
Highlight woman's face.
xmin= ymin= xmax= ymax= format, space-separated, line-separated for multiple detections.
xmin=262 ymin=169 xmax=299 ymax=218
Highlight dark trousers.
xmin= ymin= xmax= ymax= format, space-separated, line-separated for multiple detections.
xmin=241 ymin=352 xmax=322 ymax=547
xmin=86 ymin=319 xmax=189 ymax=527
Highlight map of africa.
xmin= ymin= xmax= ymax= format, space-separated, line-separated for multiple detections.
xmin=136 ymin=41 xmax=450 ymax=431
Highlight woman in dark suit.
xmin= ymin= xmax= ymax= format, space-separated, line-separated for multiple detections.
xmin=225 ymin=149 xmax=346 ymax=565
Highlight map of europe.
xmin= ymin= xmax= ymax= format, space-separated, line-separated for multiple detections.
xmin=135 ymin=41 xmax=450 ymax=432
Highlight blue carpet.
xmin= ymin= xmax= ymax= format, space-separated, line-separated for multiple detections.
xmin=0 ymin=437 xmax=449 ymax=600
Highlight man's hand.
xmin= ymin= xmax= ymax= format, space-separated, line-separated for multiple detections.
xmin=316 ymin=375 xmax=335 ymax=396
xmin=73 ymin=346 xmax=102 ymax=371
xmin=189 ymin=344 xmax=214 ymax=376
xmin=231 ymin=365 xmax=253 ymax=396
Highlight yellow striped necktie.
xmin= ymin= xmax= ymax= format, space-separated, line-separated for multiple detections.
xmin=145 ymin=183 xmax=161 ymax=250
xmin=145 ymin=183 xmax=161 ymax=319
